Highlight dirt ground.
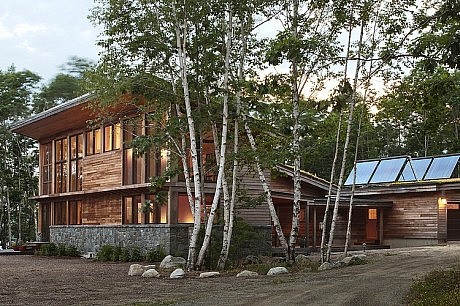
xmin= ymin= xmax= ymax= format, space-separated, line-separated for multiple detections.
xmin=1 ymin=244 xmax=460 ymax=306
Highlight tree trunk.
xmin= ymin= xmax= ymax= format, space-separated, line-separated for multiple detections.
xmin=326 ymin=19 xmax=365 ymax=263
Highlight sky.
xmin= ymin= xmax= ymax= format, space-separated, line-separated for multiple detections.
xmin=0 ymin=1 xmax=101 ymax=84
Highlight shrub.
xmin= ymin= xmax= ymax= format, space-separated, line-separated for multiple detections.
xmin=120 ymin=247 xmax=131 ymax=262
xmin=65 ymin=245 xmax=80 ymax=257
xmin=406 ymin=266 xmax=460 ymax=305
xmin=39 ymin=243 xmax=58 ymax=256
xmin=96 ymin=245 xmax=114 ymax=261
xmin=111 ymin=246 xmax=123 ymax=261
xmin=57 ymin=244 xmax=67 ymax=256
xmin=145 ymin=246 xmax=166 ymax=263
xmin=130 ymin=247 xmax=143 ymax=262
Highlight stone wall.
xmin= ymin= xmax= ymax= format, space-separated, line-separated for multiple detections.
xmin=50 ymin=224 xmax=192 ymax=257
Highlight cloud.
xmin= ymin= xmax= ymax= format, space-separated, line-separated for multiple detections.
xmin=0 ymin=19 xmax=47 ymax=40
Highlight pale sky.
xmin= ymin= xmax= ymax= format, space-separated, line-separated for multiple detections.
xmin=0 ymin=1 xmax=100 ymax=83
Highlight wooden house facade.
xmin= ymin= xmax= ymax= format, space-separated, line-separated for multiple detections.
xmin=11 ymin=94 xmax=332 ymax=255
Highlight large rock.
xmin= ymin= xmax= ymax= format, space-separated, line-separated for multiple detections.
xmin=318 ymin=262 xmax=334 ymax=271
xmin=267 ymin=267 xmax=289 ymax=276
xmin=160 ymin=255 xmax=187 ymax=269
xmin=142 ymin=269 xmax=160 ymax=278
xmin=199 ymin=272 xmax=220 ymax=278
xmin=295 ymin=254 xmax=311 ymax=265
xmin=128 ymin=264 xmax=145 ymax=276
xmin=236 ymin=270 xmax=259 ymax=277
xmin=243 ymin=255 xmax=261 ymax=265
xmin=170 ymin=268 xmax=186 ymax=279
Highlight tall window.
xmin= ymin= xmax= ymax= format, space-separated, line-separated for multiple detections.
xmin=86 ymin=128 xmax=102 ymax=155
xmin=68 ymin=200 xmax=82 ymax=225
xmin=55 ymin=138 xmax=68 ymax=193
xmin=41 ymin=142 xmax=52 ymax=195
xmin=122 ymin=195 xmax=167 ymax=224
xmin=123 ymin=196 xmax=142 ymax=224
xmin=104 ymin=123 xmax=121 ymax=152
xmin=70 ymin=134 xmax=83 ymax=191
xmin=53 ymin=201 xmax=67 ymax=225
xmin=123 ymin=120 xmax=143 ymax=185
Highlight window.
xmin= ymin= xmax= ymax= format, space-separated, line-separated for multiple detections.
xmin=68 ymin=201 xmax=82 ymax=225
xmin=41 ymin=142 xmax=52 ymax=195
xmin=55 ymin=138 xmax=68 ymax=193
xmin=123 ymin=120 xmax=143 ymax=185
xmin=86 ymin=128 xmax=102 ymax=155
xmin=368 ymin=208 xmax=377 ymax=220
xmin=70 ymin=134 xmax=83 ymax=192
xmin=53 ymin=201 xmax=67 ymax=225
xmin=103 ymin=123 xmax=121 ymax=152
xmin=123 ymin=196 xmax=142 ymax=224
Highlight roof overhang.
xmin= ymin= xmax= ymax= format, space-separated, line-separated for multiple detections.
xmin=10 ymin=93 xmax=95 ymax=141
xmin=313 ymin=196 xmax=393 ymax=207
xmin=275 ymin=164 xmax=333 ymax=192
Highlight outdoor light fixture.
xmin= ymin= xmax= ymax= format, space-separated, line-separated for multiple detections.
xmin=438 ymin=197 xmax=447 ymax=207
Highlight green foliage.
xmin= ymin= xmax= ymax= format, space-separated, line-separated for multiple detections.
xmin=145 ymin=246 xmax=166 ymax=263
xmin=406 ymin=266 xmax=460 ymax=305
xmin=38 ymin=243 xmax=80 ymax=257
xmin=96 ymin=244 xmax=114 ymax=261
xmin=111 ymin=246 xmax=123 ymax=261
xmin=130 ymin=247 xmax=143 ymax=262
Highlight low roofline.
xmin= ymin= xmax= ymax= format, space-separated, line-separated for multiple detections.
xmin=10 ymin=93 xmax=93 ymax=133
xmin=275 ymin=164 xmax=334 ymax=192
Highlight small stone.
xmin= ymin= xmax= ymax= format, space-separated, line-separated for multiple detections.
xmin=142 ymin=269 xmax=160 ymax=278
xmin=143 ymin=264 xmax=156 ymax=270
xmin=128 ymin=264 xmax=145 ymax=276
xmin=236 ymin=270 xmax=259 ymax=277
xmin=267 ymin=267 xmax=288 ymax=275
xmin=170 ymin=268 xmax=186 ymax=279
xmin=199 ymin=272 xmax=220 ymax=278
xmin=318 ymin=262 xmax=334 ymax=271
xmin=160 ymin=255 xmax=187 ymax=269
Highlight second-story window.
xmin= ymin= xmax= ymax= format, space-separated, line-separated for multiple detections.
xmin=55 ymin=138 xmax=67 ymax=193
xmin=41 ymin=142 xmax=52 ymax=195
xmin=70 ymin=134 xmax=83 ymax=192
xmin=85 ymin=128 xmax=102 ymax=155
xmin=104 ymin=123 xmax=121 ymax=152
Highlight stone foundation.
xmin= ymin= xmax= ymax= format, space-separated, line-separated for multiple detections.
xmin=50 ymin=224 xmax=192 ymax=257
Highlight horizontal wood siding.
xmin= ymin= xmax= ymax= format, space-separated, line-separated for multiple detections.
xmin=383 ymin=194 xmax=438 ymax=240
xmin=82 ymin=150 xmax=122 ymax=191
xmin=82 ymin=194 xmax=121 ymax=225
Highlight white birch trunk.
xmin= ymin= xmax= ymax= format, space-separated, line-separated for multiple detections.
xmin=173 ymin=4 xmax=203 ymax=270
xmin=196 ymin=8 xmax=233 ymax=267
xmin=244 ymin=120 xmax=289 ymax=255
xmin=326 ymin=20 xmax=365 ymax=263
xmin=289 ymin=0 xmax=301 ymax=261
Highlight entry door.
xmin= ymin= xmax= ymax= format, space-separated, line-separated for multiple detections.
xmin=366 ymin=208 xmax=378 ymax=242
xmin=447 ymin=204 xmax=460 ymax=240
xmin=41 ymin=203 xmax=51 ymax=242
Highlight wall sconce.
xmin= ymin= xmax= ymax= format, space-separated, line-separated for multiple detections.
xmin=438 ymin=197 xmax=447 ymax=207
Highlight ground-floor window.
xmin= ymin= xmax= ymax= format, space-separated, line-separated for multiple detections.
xmin=53 ymin=201 xmax=67 ymax=225
xmin=123 ymin=194 xmax=167 ymax=224
xmin=69 ymin=201 xmax=82 ymax=225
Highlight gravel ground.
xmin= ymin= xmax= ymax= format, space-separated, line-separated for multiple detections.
xmin=1 ymin=244 xmax=460 ymax=305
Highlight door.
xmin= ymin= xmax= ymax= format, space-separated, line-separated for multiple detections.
xmin=366 ymin=208 xmax=378 ymax=242
xmin=447 ymin=204 xmax=460 ymax=240
xmin=41 ymin=203 xmax=51 ymax=242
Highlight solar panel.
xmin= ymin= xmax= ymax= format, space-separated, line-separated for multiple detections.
xmin=424 ymin=155 xmax=460 ymax=180
xmin=344 ymin=160 xmax=378 ymax=185
xmin=399 ymin=158 xmax=432 ymax=181
xmin=369 ymin=157 xmax=406 ymax=183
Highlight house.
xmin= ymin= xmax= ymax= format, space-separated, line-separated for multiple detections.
xmin=10 ymin=94 xmax=331 ymax=256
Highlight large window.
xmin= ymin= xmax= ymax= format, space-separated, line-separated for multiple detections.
xmin=41 ymin=142 xmax=52 ymax=195
xmin=53 ymin=201 xmax=67 ymax=225
xmin=55 ymin=138 xmax=68 ymax=193
xmin=123 ymin=120 xmax=143 ymax=185
xmin=70 ymin=134 xmax=83 ymax=192
xmin=68 ymin=201 xmax=82 ymax=225
xmin=104 ymin=123 xmax=121 ymax=152
xmin=122 ymin=195 xmax=167 ymax=224
xmin=86 ymin=128 xmax=102 ymax=155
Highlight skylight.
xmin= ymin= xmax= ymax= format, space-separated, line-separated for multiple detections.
xmin=344 ymin=154 xmax=460 ymax=186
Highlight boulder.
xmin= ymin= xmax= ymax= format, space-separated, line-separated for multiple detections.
xmin=143 ymin=264 xmax=156 ymax=270
xmin=128 ymin=264 xmax=145 ymax=276
xmin=160 ymin=255 xmax=187 ymax=269
xmin=170 ymin=268 xmax=186 ymax=279
xmin=142 ymin=269 xmax=160 ymax=278
xmin=243 ymin=255 xmax=262 ymax=265
xmin=199 ymin=272 xmax=220 ymax=278
xmin=341 ymin=256 xmax=353 ymax=265
xmin=236 ymin=270 xmax=259 ymax=277
xmin=318 ymin=262 xmax=334 ymax=271
xmin=295 ymin=254 xmax=311 ymax=265
xmin=267 ymin=267 xmax=289 ymax=276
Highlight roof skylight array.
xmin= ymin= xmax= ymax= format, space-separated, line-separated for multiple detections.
xmin=344 ymin=154 xmax=460 ymax=186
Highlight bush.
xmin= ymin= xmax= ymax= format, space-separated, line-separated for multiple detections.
xmin=65 ymin=245 xmax=80 ymax=257
xmin=120 ymin=247 xmax=131 ymax=262
xmin=145 ymin=246 xmax=166 ymax=263
xmin=96 ymin=245 xmax=114 ymax=261
xmin=130 ymin=247 xmax=143 ymax=262
xmin=39 ymin=243 xmax=58 ymax=256
xmin=111 ymin=246 xmax=123 ymax=261
xmin=57 ymin=244 xmax=67 ymax=256
xmin=406 ymin=266 xmax=460 ymax=305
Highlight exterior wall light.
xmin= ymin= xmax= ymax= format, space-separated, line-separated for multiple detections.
xmin=438 ymin=197 xmax=447 ymax=207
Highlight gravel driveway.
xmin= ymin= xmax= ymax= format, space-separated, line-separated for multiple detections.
xmin=1 ymin=244 xmax=460 ymax=305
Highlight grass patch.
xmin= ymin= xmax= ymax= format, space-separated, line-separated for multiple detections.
xmin=406 ymin=265 xmax=460 ymax=305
